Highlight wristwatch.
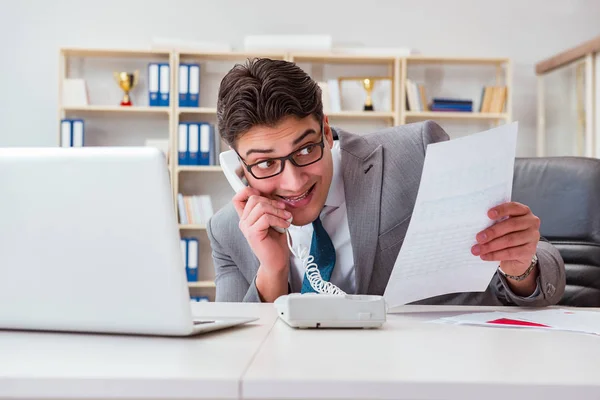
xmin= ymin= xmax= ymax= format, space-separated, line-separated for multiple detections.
xmin=498 ymin=254 xmax=538 ymax=281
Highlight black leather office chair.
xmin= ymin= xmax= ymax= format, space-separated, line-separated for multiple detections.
xmin=513 ymin=157 xmax=600 ymax=307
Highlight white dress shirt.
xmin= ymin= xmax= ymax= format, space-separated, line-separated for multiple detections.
xmin=287 ymin=142 xmax=356 ymax=294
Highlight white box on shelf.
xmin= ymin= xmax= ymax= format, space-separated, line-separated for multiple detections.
xmin=332 ymin=46 xmax=413 ymax=56
xmin=243 ymin=34 xmax=332 ymax=52
xmin=151 ymin=37 xmax=231 ymax=52
xmin=62 ymin=79 xmax=89 ymax=106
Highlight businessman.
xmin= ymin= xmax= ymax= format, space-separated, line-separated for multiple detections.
xmin=207 ymin=57 xmax=566 ymax=305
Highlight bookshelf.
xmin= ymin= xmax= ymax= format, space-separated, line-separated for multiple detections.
xmin=401 ymin=56 xmax=511 ymax=126
xmin=58 ymin=47 xmax=513 ymax=300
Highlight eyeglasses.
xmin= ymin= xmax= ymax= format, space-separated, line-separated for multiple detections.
xmin=235 ymin=124 xmax=326 ymax=180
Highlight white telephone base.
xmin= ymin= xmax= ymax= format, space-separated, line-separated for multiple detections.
xmin=274 ymin=293 xmax=386 ymax=329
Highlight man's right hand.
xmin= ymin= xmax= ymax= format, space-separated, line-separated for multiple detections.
xmin=233 ymin=187 xmax=292 ymax=302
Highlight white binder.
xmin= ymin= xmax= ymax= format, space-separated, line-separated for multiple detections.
xmin=189 ymin=64 xmax=200 ymax=107
xmin=159 ymin=64 xmax=170 ymax=106
xmin=148 ymin=64 xmax=159 ymax=106
xmin=72 ymin=120 xmax=84 ymax=147
xmin=60 ymin=120 xmax=71 ymax=147
xmin=178 ymin=64 xmax=189 ymax=106
xmin=187 ymin=239 xmax=198 ymax=274
xmin=188 ymin=123 xmax=199 ymax=165
xmin=178 ymin=123 xmax=188 ymax=165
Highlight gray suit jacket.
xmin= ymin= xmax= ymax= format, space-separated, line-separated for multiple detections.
xmin=207 ymin=121 xmax=566 ymax=306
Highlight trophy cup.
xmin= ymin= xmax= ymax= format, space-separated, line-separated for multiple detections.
xmin=113 ymin=70 xmax=139 ymax=106
xmin=362 ymin=78 xmax=375 ymax=111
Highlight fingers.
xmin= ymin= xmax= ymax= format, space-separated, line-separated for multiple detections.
xmin=253 ymin=214 xmax=292 ymax=234
xmin=476 ymin=214 xmax=540 ymax=244
xmin=472 ymin=229 xmax=536 ymax=257
xmin=243 ymin=200 xmax=291 ymax=227
xmin=232 ymin=186 xmax=285 ymax=220
xmin=232 ymin=186 xmax=260 ymax=217
xmin=488 ymin=201 xmax=531 ymax=220
xmin=476 ymin=242 xmax=538 ymax=262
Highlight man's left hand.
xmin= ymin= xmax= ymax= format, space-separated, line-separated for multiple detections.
xmin=471 ymin=201 xmax=540 ymax=295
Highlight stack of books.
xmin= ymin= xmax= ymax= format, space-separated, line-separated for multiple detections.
xmin=479 ymin=86 xmax=507 ymax=113
xmin=178 ymin=194 xmax=214 ymax=225
xmin=430 ymin=98 xmax=473 ymax=112
xmin=405 ymin=79 xmax=428 ymax=111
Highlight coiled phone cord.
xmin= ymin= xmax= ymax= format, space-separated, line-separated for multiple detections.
xmin=285 ymin=229 xmax=346 ymax=295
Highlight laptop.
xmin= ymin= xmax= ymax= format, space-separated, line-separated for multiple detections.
xmin=0 ymin=146 xmax=257 ymax=336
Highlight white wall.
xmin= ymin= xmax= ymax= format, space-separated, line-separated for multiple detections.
xmin=1 ymin=0 xmax=599 ymax=156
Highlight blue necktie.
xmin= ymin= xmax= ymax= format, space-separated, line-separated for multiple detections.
xmin=301 ymin=215 xmax=336 ymax=293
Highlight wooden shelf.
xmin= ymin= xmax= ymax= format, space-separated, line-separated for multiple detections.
xmin=62 ymin=105 xmax=170 ymax=114
xmin=60 ymin=47 xmax=170 ymax=58
xmin=188 ymin=281 xmax=216 ymax=288
xmin=178 ymin=166 xmax=222 ymax=172
xmin=405 ymin=111 xmax=508 ymax=120
xmin=290 ymin=52 xmax=395 ymax=64
xmin=327 ymin=111 xmax=395 ymax=119
xmin=406 ymin=56 xmax=509 ymax=65
xmin=179 ymin=224 xmax=207 ymax=230
xmin=177 ymin=107 xmax=217 ymax=115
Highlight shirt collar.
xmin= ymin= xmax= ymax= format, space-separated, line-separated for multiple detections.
xmin=324 ymin=141 xmax=345 ymax=208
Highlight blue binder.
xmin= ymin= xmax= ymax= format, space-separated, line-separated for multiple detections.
xmin=158 ymin=63 xmax=170 ymax=107
xmin=148 ymin=63 xmax=160 ymax=106
xmin=178 ymin=63 xmax=189 ymax=107
xmin=198 ymin=123 xmax=214 ymax=166
xmin=187 ymin=123 xmax=199 ymax=165
xmin=60 ymin=119 xmax=72 ymax=147
xmin=188 ymin=64 xmax=200 ymax=108
xmin=60 ymin=119 xmax=85 ymax=147
xmin=178 ymin=123 xmax=189 ymax=165
xmin=186 ymin=238 xmax=198 ymax=282
xmin=71 ymin=119 xmax=85 ymax=147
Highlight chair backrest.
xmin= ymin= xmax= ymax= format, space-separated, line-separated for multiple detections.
xmin=513 ymin=157 xmax=600 ymax=307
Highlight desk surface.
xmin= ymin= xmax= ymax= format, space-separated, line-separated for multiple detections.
xmin=244 ymin=306 xmax=600 ymax=400
xmin=2 ymin=303 xmax=600 ymax=400
xmin=0 ymin=302 xmax=276 ymax=400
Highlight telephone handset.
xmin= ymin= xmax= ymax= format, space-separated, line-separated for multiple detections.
xmin=219 ymin=149 xmax=346 ymax=296
xmin=220 ymin=149 xmax=290 ymax=233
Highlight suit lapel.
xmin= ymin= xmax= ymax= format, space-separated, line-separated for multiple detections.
xmin=338 ymin=129 xmax=383 ymax=294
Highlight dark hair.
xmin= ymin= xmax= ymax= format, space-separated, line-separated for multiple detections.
xmin=216 ymin=58 xmax=323 ymax=146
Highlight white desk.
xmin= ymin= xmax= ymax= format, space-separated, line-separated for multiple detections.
xmin=0 ymin=302 xmax=277 ymax=400
xmin=2 ymin=304 xmax=600 ymax=400
xmin=243 ymin=306 xmax=600 ymax=400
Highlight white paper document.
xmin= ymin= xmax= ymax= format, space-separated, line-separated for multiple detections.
xmin=383 ymin=122 xmax=518 ymax=307
xmin=430 ymin=309 xmax=600 ymax=336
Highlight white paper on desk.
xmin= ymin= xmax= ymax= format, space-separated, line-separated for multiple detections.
xmin=430 ymin=309 xmax=600 ymax=336
xmin=383 ymin=122 xmax=518 ymax=307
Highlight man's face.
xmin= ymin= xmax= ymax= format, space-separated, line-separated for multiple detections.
xmin=234 ymin=115 xmax=335 ymax=226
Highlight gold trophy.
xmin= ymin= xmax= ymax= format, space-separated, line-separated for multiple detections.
xmin=362 ymin=78 xmax=375 ymax=111
xmin=113 ymin=70 xmax=139 ymax=106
